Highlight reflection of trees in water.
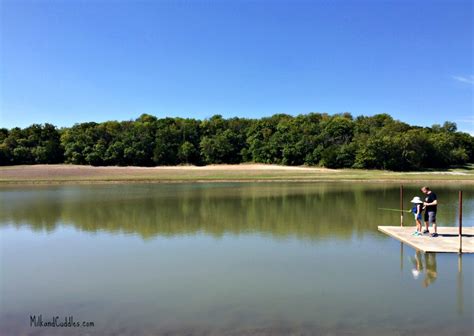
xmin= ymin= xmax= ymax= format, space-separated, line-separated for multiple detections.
xmin=0 ymin=189 xmax=62 ymax=232
xmin=0 ymin=184 xmax=472 ymax=240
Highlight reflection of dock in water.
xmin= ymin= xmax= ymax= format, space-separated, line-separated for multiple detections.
xmin=378 ymin=226 xmax=474 ymax=253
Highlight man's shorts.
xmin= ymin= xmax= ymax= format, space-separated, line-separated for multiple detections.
xmin=424 ymin=211 xmax=436 ymax=224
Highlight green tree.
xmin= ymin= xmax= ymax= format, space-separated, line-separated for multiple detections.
xmin=2 ymin=113 xmax=473 ymax=170
xmin=178 ymin=141 xmax=197 ymax=164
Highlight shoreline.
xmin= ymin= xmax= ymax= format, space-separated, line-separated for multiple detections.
xmin=1 ymin=164 xmax=473 ymax=185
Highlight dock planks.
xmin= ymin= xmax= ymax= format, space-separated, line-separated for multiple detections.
xmin=378 ymin=226 xmax=474 ymax=253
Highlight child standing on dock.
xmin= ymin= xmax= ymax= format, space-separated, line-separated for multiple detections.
xmin=410 ymin=196 xmax=423 ymax=236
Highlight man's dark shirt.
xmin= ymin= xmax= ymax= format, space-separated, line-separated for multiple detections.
xmin=425 ymin=192 xmax=437 ymax=212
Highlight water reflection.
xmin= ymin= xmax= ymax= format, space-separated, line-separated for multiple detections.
xmin=402 ymin=247 xmax=467 ymax=315
xmin=410 ymin=251 xmax=438 ymax=287
xmin=457 ymin=254 xmax=464 ymax=315
xmin=0 ymin=183 xmax=471 ymax=240
xmin=0 ymin=183 xmax=472 ymax=336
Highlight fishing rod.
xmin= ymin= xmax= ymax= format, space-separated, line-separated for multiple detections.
xmin=378 ymin=208 xmax=411 ymax=213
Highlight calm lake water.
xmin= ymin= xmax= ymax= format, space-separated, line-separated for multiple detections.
xmin=0 ymin=183 xmax=472 ymax=335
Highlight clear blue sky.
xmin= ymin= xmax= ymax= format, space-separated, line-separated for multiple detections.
xmin=1 ymin=0 xmax=472 ymax=133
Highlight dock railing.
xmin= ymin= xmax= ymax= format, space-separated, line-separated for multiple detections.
xmin=459 ymin=190 xmax=462 ymax=254
xmin=400 ymin=185 xmax=404 ymax=227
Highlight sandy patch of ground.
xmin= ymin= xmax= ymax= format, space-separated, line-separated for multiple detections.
xmin=403 ymin=171 xmax=468 ymax=175
xmin=0 ymin=164 xmax=337 ymax=180
xmin=155 ymin=164 xmax=336 ymax=171
xmin=1 ymin=164 xmax=472 ymax=184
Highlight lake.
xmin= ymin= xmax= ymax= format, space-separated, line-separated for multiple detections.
xmin=0 ymin=183 xmax=472 ymax=335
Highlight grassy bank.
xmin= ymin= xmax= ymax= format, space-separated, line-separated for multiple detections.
xmin=1 ymin=164 xmax=473 ymax=185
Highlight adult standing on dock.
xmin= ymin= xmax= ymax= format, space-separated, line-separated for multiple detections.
xmin=421 ymin=186 xmax=438 ymax=237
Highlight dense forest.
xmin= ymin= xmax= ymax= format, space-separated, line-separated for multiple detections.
xmin=1 ymin=113 xmax=473 ymax=171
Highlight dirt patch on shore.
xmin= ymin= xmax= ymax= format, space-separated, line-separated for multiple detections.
xmin=0 ymin=164 xmax=336 ymax=180
xmin=1 ymin=164 xmax=472 ymax=184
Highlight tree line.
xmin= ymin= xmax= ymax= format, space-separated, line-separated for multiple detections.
xmin=1 ymin=113 xmax=473 ymax=170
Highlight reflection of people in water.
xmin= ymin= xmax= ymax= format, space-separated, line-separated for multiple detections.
xmin=411 ymin=250 xmax=423 ymax=279
xmin=423 ymin=253 xmax=437 ymax=287
xmin=411 ymin=251 xmax=438 ymax=287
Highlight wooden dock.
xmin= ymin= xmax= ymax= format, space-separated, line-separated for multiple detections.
xmin=378 ymin=226 xmax=474 ymax=253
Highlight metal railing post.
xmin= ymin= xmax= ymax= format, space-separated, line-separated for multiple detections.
xmin=400 ymin=185 xmax=404 ymax=227
xmin=459 ymin=190 xmax=463 ymax=254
